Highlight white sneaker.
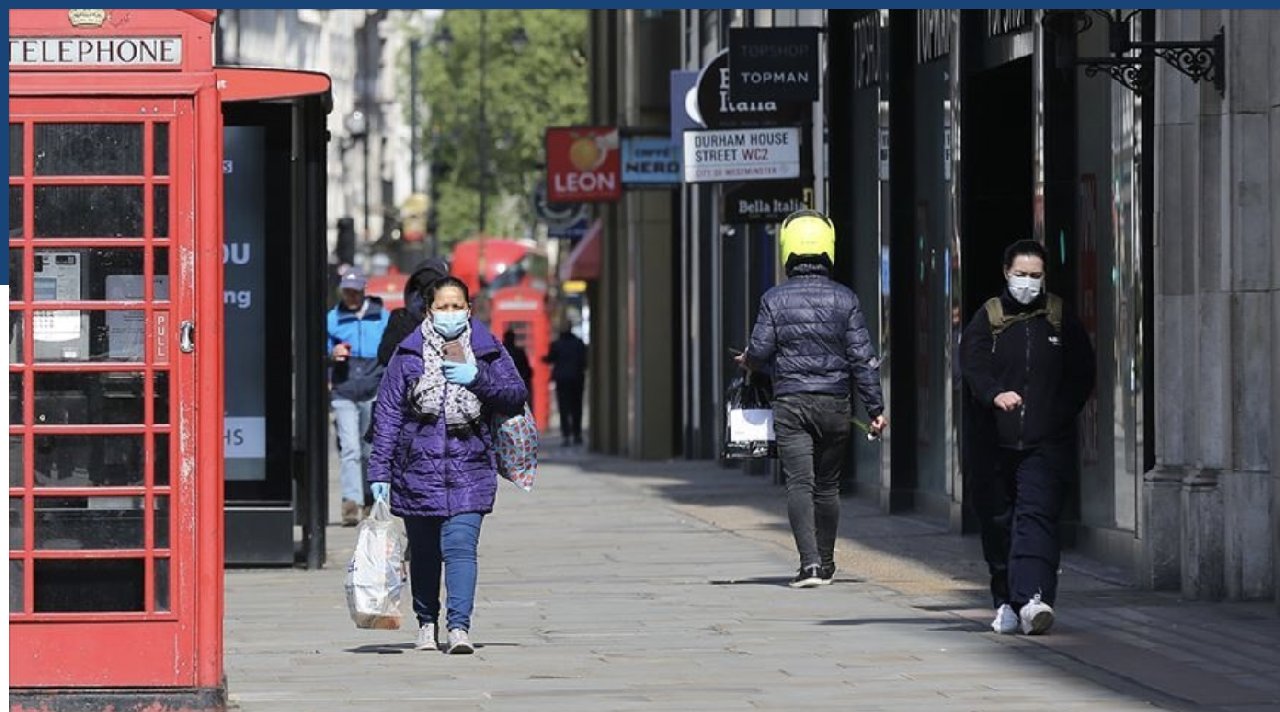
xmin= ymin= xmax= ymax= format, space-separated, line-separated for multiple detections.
xmin=991 ymin=604 xmax=1019 ymax=634
xmin=1019 ymin=594 xmax=1055 ymax=635
xmin=415 ymin=623 xmax=438 ymax=651
xmin=447 ymin=628 xmax=475 ymax=655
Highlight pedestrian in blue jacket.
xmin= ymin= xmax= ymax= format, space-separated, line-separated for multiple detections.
xmin=327 ymin=268 xmax=390 ymax=526
xmin=738 ymin=210 xmax=887 ymax=588
xmin=367 ymin=276 xmax=528 ymax=655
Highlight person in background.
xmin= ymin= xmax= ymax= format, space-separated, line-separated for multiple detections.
xmin=367 ymin=276 xmax=528 ymax=655
xmin=544 ymin=325 xmax=588 ymax=447
xmin=377 ymin=257 xmax=451 ymax=368
xmin=736 ymin=209 xmax=887 ymax=589
xmin=503 ymin=328 xmax=534 ymax=412
xmin=326 ymin=268 xmax=390 ymax=526
xmin=959 ymin=239 xmax=1095 ymax=636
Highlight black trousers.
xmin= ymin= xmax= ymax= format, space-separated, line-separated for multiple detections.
xmin=968 ymin=445 xmax=1068 ymax=611
xmin=555 ymin=377 xmax=584 ymax=439
xmin=774 ymin=393 xmax=852 ymax=569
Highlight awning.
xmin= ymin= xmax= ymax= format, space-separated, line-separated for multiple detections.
xmin=559 ymin=218 xmax=602 ymax=282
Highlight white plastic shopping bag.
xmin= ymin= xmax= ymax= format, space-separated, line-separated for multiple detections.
xmin=345 ymin=499 xmax=408 ymax=629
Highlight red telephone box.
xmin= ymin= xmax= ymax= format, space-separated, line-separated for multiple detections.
xmin=488 ymin=285 xmax=552 ymax=430
xmin=9 ymin=9 xmax=226 ymax=708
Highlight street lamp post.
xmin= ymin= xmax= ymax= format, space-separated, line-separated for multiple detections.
xmin=343 ymin=109 xmax=369 ymax=266
xmin=431 ymin=12 xmax=528 ymax=282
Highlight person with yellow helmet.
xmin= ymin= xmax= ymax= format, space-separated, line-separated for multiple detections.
xmin=736 ymin=209 xmax=887 ymax=588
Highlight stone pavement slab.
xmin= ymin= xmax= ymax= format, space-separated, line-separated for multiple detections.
xmin=223 ymin=449 xmax=1280 ymax=711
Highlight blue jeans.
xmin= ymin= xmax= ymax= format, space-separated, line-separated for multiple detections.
xmin=405 ymin=513 xmax=484 ymax=632
xmin=332 ymin=397 xmax=373 ymax=505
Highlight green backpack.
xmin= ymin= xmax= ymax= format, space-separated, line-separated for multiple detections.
xmin=983 ymin=294 xmax=1063 ymax=341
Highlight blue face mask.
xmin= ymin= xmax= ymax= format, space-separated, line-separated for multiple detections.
xmin=432 ymin=310 xmax=469 ymax=339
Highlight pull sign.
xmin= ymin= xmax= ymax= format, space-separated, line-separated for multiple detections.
xmin=154 ymin=311 xmax=170 ymax=362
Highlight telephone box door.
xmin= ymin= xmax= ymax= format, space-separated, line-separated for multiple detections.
xmin=9 ymin=97 xmax=202 ymax=686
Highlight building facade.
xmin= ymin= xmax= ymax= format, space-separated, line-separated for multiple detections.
xmin=589 ymin=9 xmax=1279 ymax=605
xmin=216 ymin=9 xmax=424 ymax=262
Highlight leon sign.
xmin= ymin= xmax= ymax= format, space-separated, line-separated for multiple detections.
xmin=546 ymin=127 xmax=622 ymax=203
xmin=682 ymin=127 xmax=801 ymax=183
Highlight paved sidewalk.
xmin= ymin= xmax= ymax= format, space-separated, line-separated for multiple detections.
xmin=224 ymin=448 xmax=1280 ymax=711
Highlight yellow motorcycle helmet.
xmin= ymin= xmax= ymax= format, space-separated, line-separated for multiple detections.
xmin=779 ymin=209 xmax=836 ymax=266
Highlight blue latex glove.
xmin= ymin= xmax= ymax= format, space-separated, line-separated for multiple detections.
xmin=442 ymin=361 xmax=478 ymax=386
xmin=370 ymin=482 xmax=390 ymax=503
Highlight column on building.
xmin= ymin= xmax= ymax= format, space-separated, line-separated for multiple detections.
xmin=587 ymin=10 xmax=683 ymax=458
xmin=1150 ymin=9 xmax=1277 ymax=602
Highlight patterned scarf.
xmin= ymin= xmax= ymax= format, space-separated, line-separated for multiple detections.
xmin=409 ymin=320 xmax=484 ymax=432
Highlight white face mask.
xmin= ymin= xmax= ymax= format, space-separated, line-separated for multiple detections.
xmin=1007 ymin=275 xmax=1043 ymax=305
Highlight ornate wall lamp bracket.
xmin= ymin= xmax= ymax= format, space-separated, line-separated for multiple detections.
xmin=1041 ymin=10 xmax=1225 ymax=97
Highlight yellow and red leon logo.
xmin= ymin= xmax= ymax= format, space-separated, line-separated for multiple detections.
xmin=546 ymin=127 xmax=621 ymax=203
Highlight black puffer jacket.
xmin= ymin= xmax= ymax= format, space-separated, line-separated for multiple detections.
xmin=959 ymin=290 xmax=1095 ymax=451
xmin=746 ymin=262 xmax=884 ymax=418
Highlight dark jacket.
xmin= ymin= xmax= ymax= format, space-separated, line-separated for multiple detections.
xmin=506 ymin=341 xmax=533 ymax=389
xmin=746 ymin=262 xmax=884 ymax=418
xmin=367 ymin=319 xmax=528 ymax=518
xmin=377 ymin=258 xmax=450 ymax=367
xmin=959 ymin=290 xmax=1095 ymax=451
xmin=326 ymin=297 xmax=389 ymax=402
xmin=544 ymin=332 xmax=588 ymax=383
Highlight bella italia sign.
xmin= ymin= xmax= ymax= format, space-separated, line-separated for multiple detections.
xmin=10 ymin=36 xmax=183 ymax=66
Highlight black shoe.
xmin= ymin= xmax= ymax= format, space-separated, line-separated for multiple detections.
xmin=789 ymin=565 xmax=824 ymax=589
xmin=572 ymin=435 xmax=583 ymax=446
xmin=818 ymin=564 xmax=836 ymax=585
xmin=562 ymin=437 xmax=571 ymax=447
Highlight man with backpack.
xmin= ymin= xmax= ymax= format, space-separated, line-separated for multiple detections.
xmin=959 ymin=239 xmax=1095 ymax=635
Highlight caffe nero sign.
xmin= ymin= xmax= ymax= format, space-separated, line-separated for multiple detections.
xmin=695 ymin=49 xmax=804 ymax=129
xmin=728 ymin=27 xmax=821 ymax=102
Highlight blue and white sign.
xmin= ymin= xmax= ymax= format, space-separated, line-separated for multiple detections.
xmin=669 ymin=70 xmax=700 ymax=139
xmin=548 ymin=215 xmax=591 ymax=241
xmin=621 ymin=136 xmax=681 ymax=186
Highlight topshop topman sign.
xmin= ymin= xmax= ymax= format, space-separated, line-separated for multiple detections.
xmin=728 ymin=27 xmax=821 ymax=102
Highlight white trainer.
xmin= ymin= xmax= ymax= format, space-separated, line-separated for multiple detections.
xmin=1019 ymin=594 xmax=1055 ymax=635
xmin=991 ymin=604 xmax=1019 ymax=634
xmin=415 ymin=622 xmax=438 ymax=651
xmin=447 ymin=628 xmax=475 ymax=655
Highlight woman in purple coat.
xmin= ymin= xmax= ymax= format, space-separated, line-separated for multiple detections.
xmin=367 ymin=276 xmax=528 ymax=655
